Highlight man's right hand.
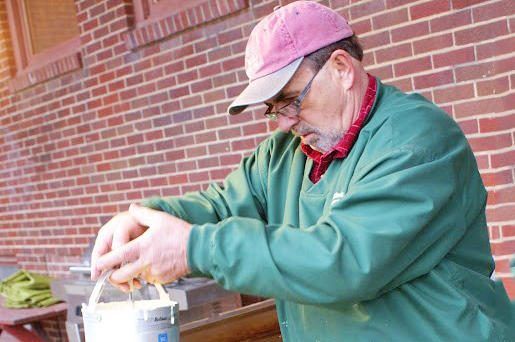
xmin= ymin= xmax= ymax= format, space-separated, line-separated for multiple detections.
xmin=90 ymin=211 xmax=146 ymax=290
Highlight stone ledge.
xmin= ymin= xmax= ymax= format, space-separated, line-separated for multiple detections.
xmin=7 ymin=52 xmax=82 ymax=93
xmin=125 ymin=0 xmax=249 ymax=51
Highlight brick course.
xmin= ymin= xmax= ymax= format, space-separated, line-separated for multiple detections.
xmin=0 ymin=0 xmax=514 ymax=337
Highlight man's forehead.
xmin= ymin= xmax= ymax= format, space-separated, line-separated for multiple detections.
xmin=269 ymin=77 xmax=306 ymax=102
xmin=270 ymin=89 xmax=298 ymax=102
xmin=272 ymin=64 xmax=314 ymax=101
xmin=265 ymin=63 xmax=313 ymax=103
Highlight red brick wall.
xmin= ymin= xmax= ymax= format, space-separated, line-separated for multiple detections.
xmin=0 ymin=0 xmax=513 ymax=301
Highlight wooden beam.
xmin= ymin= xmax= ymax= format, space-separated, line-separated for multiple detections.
xmin=180 ymin=299 xmax=281 ymax=341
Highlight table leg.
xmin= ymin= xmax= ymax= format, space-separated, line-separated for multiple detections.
xmin=31 ymin=321 xmax=48 ymax=340
xmin=0 ymin=324 xmax=45 ymax=342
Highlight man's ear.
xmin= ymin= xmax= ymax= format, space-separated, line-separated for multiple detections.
xmin=329 ymin=49 xmax=355 ymax=90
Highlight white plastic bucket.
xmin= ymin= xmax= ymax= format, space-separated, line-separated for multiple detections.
xmin=82 ymin=271 xmax=179 ymax=342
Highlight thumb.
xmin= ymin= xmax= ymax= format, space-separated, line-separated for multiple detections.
xmin=128 ymin=203 xmax=159 ymax=227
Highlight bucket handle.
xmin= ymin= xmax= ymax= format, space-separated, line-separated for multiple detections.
xmin=87 ymin=270 xmax=170 ymax=311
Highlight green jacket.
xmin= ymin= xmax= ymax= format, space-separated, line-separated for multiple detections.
xmin=143 ymin=79 xmax=514 ymax=341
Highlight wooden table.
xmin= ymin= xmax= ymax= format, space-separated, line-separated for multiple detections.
xmin=181 ymin=298 xmax=281 ymax=341
xmin=0 ymin=298 xmax=67 ymax=341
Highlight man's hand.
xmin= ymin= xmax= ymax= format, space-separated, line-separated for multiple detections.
xmin=91 ymin=203 xmax=192 ymax=290
xmin=91 ymin=209 xmax=146 ymax=283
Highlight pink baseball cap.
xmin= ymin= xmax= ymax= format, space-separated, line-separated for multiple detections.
xmin=228 ymin=1 xmax=354 ymax=115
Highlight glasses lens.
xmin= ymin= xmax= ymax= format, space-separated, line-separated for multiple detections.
xmin=264 ymin=98 xmax=300 ymax=121
xmin=280 ymin=102 xmax=299 ymax=117
xmin=265 ymin=112 xmax=278 ymax=121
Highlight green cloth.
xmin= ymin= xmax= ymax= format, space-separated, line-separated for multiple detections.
xmin=0 ymin=270 xmax=60 ymax=308
xmin=142 ymin=79 xmax=514 ymax=341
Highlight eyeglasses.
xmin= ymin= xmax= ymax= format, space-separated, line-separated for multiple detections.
xmin=264 ymin=68 xmax=321 ymax=121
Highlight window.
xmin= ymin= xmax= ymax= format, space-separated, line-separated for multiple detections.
xmin=134 ymin=0 xmax=208 ymax=27
xmin=5 ymin=0 xmax=80 ymax=75
xmin=126 ymin=0 xmax=248 ymax=51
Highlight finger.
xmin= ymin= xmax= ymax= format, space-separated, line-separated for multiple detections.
xmin=108 ymin=281 xmax=130 ymax=293
xmin=106 ymin=278 xmax=142 ymax=293
xmin=91 ymin=214 xmax=133 ymax=279
xmin=111 ymin=224 xmax=130 ymax=252
xmin=112 ymin=216 xmax=146 ymax=252
xmin=111 ymin=260 xmax=145 ymax=284
xmin=104 ymin=275 xmax=130 ymax=294
xmin=140 ymin=265 xmax=155 ymax=284
xmin=128 ymin=203 xmax=160 ymax=228
xmin=91 ymin=240 xmax=111 ymax=280
xmin=95 ymin=238 xmax=141 ymax=272
xmin=90 ymin=227 xmax=115 ymax=281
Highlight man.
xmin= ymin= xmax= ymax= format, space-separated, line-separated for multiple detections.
xmin=91 ymin=1 xmax=514 ymax=340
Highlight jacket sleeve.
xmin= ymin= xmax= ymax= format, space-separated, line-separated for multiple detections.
xmin=188 ymin=145 xmax=482 ymax=305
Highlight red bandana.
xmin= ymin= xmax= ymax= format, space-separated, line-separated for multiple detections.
xmin=301 ymin=74 xmax=377 ymax=183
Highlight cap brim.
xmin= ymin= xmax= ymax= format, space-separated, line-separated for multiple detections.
xmin=228 ymin=57 xmax=304 ymax=115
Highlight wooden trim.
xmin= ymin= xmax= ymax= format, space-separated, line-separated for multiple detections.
xmin=18 ymin=0 xmax=33 ymax=61
xmin=5 ymin=0 xmax=29 ymax=71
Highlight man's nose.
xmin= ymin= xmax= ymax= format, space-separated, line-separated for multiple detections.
xmin=277 ymin=115 xmax=298 ymax=132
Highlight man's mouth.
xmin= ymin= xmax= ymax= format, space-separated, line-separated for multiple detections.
xmin=292 ymin=125 xmax=314 ymax=141
xmin=292 ymin=128 xmax=311 ymax=138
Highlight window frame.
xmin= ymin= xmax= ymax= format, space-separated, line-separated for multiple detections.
xmin=5 ymin=0 xmax=81 ymax=76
